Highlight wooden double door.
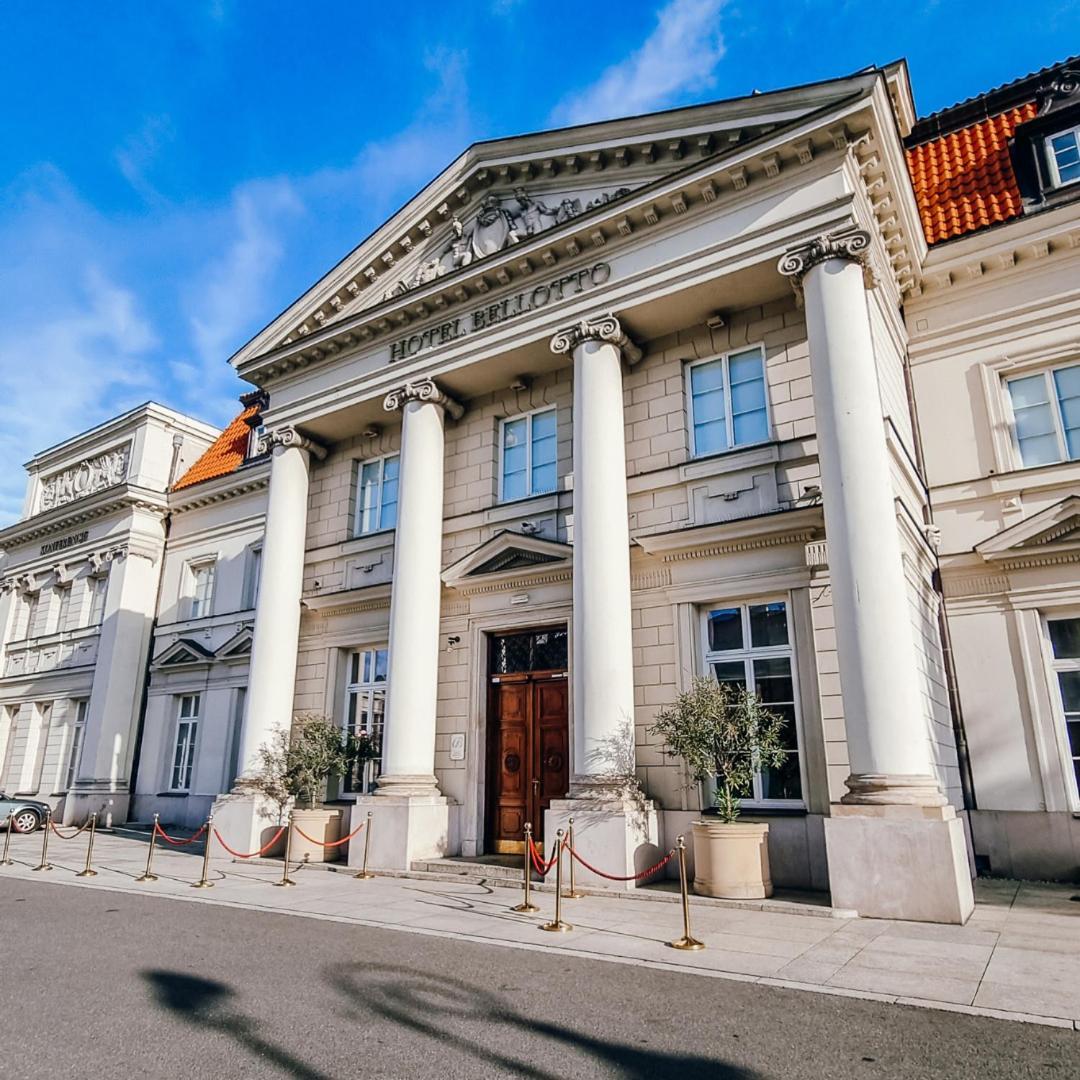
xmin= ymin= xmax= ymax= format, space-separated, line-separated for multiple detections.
xmin=486 ymin=628 xmax=569 ymax=854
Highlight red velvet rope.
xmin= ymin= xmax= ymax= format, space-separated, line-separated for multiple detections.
xmin=528 ymin=835 xmax=558 ymax=876
xmin=291 ymin=819 xmax=366 ymax=848
xmin=49 ymin=818 xmax=91 ymax=840
xmin=153 ymin=823 xmax=206 ymax=847
xmin=564 ymin=842 xmax=676 ymax=882
xmin=212 ymin=826 xmax=287 ymax=859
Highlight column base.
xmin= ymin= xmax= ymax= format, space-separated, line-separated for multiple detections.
xmin=545 ymin=794 xmax=660 ymax=891
xmin=840 ymin=773 xmax=948 ymax=807
xmin=824 ymin=803 xmax=974 ymax=924
xmin=352 ymin=794 xmax=449 ymax=871
xmin=211 ymin=791 xmax=289 ymax=863
xmin=372 ymin=773 xmax=442 ymax=798
xmin=65 ymin=785 xmax=130 ymax=828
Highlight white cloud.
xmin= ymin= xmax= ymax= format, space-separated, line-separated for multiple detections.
xmin=115 ymin=115 xmax=176 ymax=206
xmin=549 ymin=0 xmax=726 ymax=127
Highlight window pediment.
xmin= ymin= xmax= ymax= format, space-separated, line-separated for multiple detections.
xmin=977 ymin=496 xmax=1080 ymax=566
xmin=154 ymin=639 xmax=214 ymax=668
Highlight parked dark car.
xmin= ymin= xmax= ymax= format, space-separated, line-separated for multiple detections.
xmin=0 ymin=793 xmax=50 ymax=833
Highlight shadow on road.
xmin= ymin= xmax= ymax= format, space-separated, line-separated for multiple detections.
xmin=142 ymin=969 xmax=329 ymax=1080
xmin=324 ymin=960 xmax=761 ymax=1079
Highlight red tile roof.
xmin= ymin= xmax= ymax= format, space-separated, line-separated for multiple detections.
xmin=172 ymin=404 xmax=260 ymax=491
xmin=905 ymin=102 xmax=1038 ymax=245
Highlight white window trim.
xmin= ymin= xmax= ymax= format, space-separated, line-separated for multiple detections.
xmin=1042 ymin=612 xmax=1080 ymax=812
xmin=1005 ymin=360 xmax=1080 ymax=469
xmin=1045 ymin=125 xmax=1080 ymax=189
xmin=64 ymin=700 xmax=88 ymax=792
xmin=353 ymin=454 xmax=399 ymax=537
xmin=86 ymin=574 xmax=108 ymax=627
xmin=685 ymin=344 xmax=771 ymax=459
xmin=52 ymin=584 xmax=72 ymax=636
xmin=184 ymin=558 xmax=217 ymax=620
xmin=698 ymin=595 xmax=807 ymax=810
xmin=169 ymin=694 xmax=200 ymax=793
xmin=497 ymin=405 xmax=558 ymax=503
xmin=243 ymin=544 xmax=263 ymax=610
xmin=342 ymin=646 xmax=388 ymax=796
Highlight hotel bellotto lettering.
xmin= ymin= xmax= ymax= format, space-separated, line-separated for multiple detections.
xmin=389 ymin=262 xmax=612 ymax=363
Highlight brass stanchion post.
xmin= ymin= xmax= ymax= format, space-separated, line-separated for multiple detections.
xmin=667 ymin=835 xmax=704 ymax=951
xmin=191 ymin=814 xmax=214 ymax=888
xmin=75 ymin=813 xmax=98 ymax=877
xmin=1 ymin=811 xmax=14 ymax=866
xmin=563 ymin=817 xmax=584 ymax=899
xmin=273 ymin=812 xmax=297 ymax=887
xmin=511 ymin=822 xmax=539 ymax=913
xmin=353 ymin=811 xmax=374 ymax=880
xmin=136 ymin=814 xmax=159 ymax=882
xmin=32 ymin=810 xmax=53 ymax=872
xmin=540 ymin=829 xmax=572 ymax=933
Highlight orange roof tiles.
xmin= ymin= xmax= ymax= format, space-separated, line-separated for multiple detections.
xmin=905 ymin=102 xmax=1038 ymax=245
xmin=172 ymin=404 xmax=260 ymax=491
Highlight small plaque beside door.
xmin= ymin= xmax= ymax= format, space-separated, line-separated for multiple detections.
xmin=449 ymin=733 xmax=466 ymax=762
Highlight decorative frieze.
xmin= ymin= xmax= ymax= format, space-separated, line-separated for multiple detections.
xmin=39 ymin=444 xmax=130 ymax=511
xmin=382 ymin=378 xmax=464 ymax=421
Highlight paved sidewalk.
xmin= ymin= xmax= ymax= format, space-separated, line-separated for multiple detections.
xmin=4 ymin=830 xmax=1079 ymax=1032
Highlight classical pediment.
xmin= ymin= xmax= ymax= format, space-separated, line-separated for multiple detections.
xmin=229 ymin=70 xmax=890 ymax=372
xmin=215 ymin=627 xmax=253 ymax=661
xmin=976 ymin=496 xmax=1080 ymax=567
xmin=442 ymin=530 xmax=571 ymax=591
xmin=153 ymin=639 xmax=214 ymax=668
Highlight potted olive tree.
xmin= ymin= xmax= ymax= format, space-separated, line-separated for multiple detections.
xmin=651 ymin=677 xmax=787 ymax=898
xmin=249 ymin=713 xmax=369 ymax=863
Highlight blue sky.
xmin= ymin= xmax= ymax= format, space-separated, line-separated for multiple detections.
xmin=0 ymin=0 xmax=1077 ymax=523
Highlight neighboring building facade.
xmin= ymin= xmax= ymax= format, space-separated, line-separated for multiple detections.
xmin=2 ymin=57 xmax=1078 ymax=920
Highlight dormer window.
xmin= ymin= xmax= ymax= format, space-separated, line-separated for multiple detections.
xmin=1046 ymin=126 xmax=1080 ymax=187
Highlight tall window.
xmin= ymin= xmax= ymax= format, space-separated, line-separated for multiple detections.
xmin=1007 ymin=363 xmax=1080 ymax=467
xmin=355 ymin=455 xmax=399 ymax=535
xmin=65 ymin=700 xmax=87 ymax=791
xmin=87 ymin=575 xmax=108 ymax=626
xmin=688 ymin=347 xmax=769 ymax=456
xmin=188 ymin=561 xmax=216 ymax=619
xmin=701 ymin=599 xmax=803 ymax=805
xmin=1046 ymin=127 xmax=1080 ymax=187
xmin=1048 ymin=616 xmax=1080 ymax=802
xmin=20 ymin=592 xmax=40 ymax=640
xmin=500 ymin=407 xmax=557 ymax=501
xmin=53 ymin=586 xmax=71 ymax=635
xmin=343 ymin=648 xmax=387 ymax=793
xmin=170 ymin=695 xmax=200 ymax=792
xmin=244 ymin=546 xmax=262 ymax=609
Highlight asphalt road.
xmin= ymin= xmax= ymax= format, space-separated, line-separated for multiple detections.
xmin=1 ymin=878 xmax=1076 ymax=1080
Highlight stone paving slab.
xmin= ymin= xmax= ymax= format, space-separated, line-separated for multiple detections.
xmin=2 ymin=830 xmax=1079 ymax=1032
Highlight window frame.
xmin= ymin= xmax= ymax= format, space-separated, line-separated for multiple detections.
xmin=686 ymin=345 xmax=772 ymax=459
xmin=169 ymin=694 xmax=200 ymax=793
xmin=87 ymin=575 xmax=108 ymax=627
xmin=243 ymin=545 xmax=262 ymax=610
xmin=353 ymin=454 xmax=400 ymax=537
xmin=186 ymin=559 xmax=217 ymax=620
xmin=1045 ymin=125 xmax=1080 ymax=189
xmin=342 ymin=646 xmax=388 ymax=795
xmin=698 ymin=596 xmax=806 ymax=810
xmin=1044 ymin=613 xmax=1080 ymax=810
xmin=64 ymin=699 xmax=87 ymax=791
xmin=1005 ymin=361 xmax=1080 ymax=468
xmin=53 ymin=584 xmax=72 ymax=635
xmin=497 ymin=405 xmax=559 ymax=503
xmin=19 ymin=591 xmax=40 ymax=641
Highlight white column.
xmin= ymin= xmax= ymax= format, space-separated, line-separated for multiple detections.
xmin=377 ymin=378 xmax=462 ymax=796
xmin=780 ymin=228 xmax=973 ymax=923
xmin=236 ymin=426 xmax=325 ymax=778
xmin=551 ymin=315 xmax=641 ymax=793
xmin=780 ymin=229 xmax=940 ymax=805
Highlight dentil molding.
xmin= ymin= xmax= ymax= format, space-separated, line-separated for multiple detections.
xmin=382 ymin=377 xmax=465 ymax=420
xmin=549 ymin=312 xmax=643 ymax=364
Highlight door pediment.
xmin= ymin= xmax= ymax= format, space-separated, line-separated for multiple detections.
xmin=442 ymin=530 xmax=571 ymax=591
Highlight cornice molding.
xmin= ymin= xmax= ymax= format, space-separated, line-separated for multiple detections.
xmin=168 ymin=468 xmax=270 ymax=514
xmin=550 ymin=313 xmax=643 ymax=364
xmin=383 ymin=377 xmax=464 ymax=420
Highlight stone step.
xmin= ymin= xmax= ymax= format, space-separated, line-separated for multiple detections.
xmin=410 ymin=857 xmax=525 ymax=882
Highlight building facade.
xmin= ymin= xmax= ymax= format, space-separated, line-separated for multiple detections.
xmin=2 ymin=57 xmax=1079 ymax=921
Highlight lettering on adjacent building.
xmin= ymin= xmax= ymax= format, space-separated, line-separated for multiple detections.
xmin=40 ymin=531 xmax=89 ymax=556
xmin=389 ymin=262 xmax=612 ymax=363
xmin=39 ymin=444 xmax=131 ymax=511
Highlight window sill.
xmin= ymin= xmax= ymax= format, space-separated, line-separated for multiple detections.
xmin=680 ymin=441 xmax=780 ymax=482
xmin=701 ymin=805 xmax=807 ymax=818
xmin=155 ymin=791 xmax=190 ymax=798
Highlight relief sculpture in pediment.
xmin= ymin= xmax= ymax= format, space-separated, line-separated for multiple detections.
xmin=39 ymin=444 xmax=131 ymax=512
xmin=385 ymin=184 xmax=633 ymax=299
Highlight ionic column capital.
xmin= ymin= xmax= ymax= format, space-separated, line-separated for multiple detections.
xmin=256 ymin=425 xmax=327 ymax=461
xmin=778 ymin=226 xmax=877 ymax=300
xmin=382 ymin=378 xmax=464 ymax=421
xmin=550 ymin=313 xmax=642 ymax=365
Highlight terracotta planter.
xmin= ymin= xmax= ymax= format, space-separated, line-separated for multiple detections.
xmin=289 ymin=807 xmax=342 ymax=864
xmin=691 ymin=819 xmax=772 ymax=899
